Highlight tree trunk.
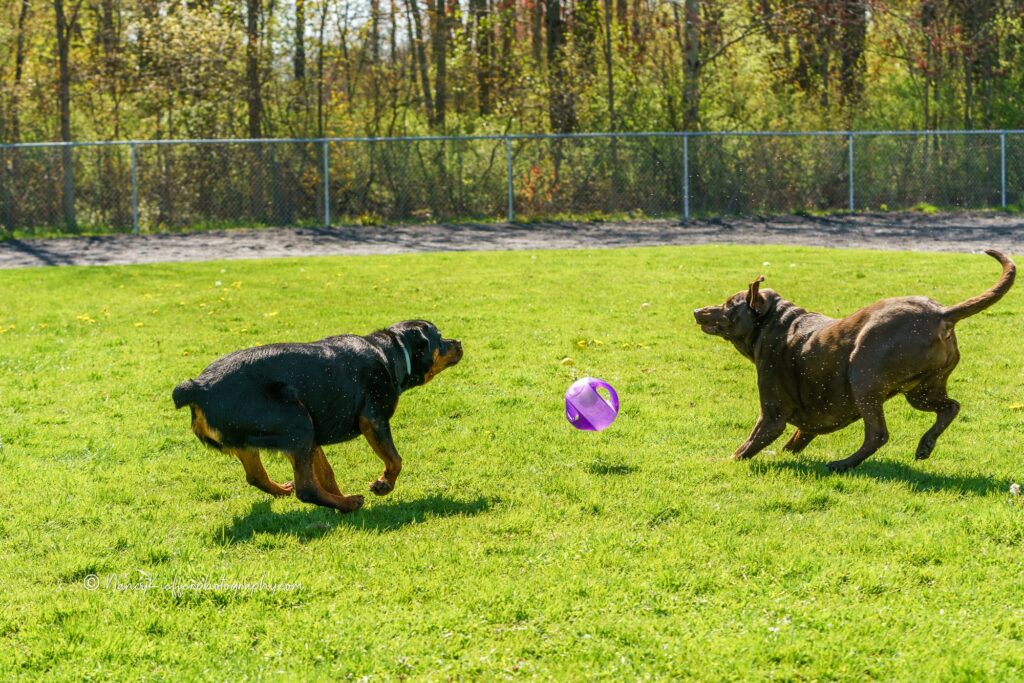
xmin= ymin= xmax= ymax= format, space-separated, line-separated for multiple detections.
xmin=246 ymin=0 xmax=263 ymax=138
xmin=405 ymin=0 xmax=434 ymax=123
xmin=682 ymin=0 xmax=700 ymax=130
xmin=546 ymin=0 xmax=575 ymax=132
xmin=532 ymin=0 xmax=543 ymax=65
xmin=11 ymin=0 xmax=30 ymax=142
xmin=316 ymin=0 xmax=328 ymax=136
xmin=432 ymin=0 xmax=447 ymax=128
xmin=472 ymin=0 xmax=491 ymax=114
xmin=603 ymin=0 xmax=615 ymax=130
xmin=294 ymin=0 xmax=306 ymax=80
xmin=370 ymin=0 xmax=381 ymax=63
xmin=2 ymin=0 xmax=31 ymax=231
xmin=54 ymin=0 xmax=77 ymax=231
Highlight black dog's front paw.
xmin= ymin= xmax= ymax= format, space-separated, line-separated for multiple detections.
xmin=370 ymin=479 xmax=394 ymax=496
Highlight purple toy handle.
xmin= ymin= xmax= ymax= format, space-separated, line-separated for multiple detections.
xmin=587 ymin=379 xmax=619 ymax=413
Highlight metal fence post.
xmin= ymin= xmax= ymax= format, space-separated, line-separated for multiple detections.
xmin=322 ymin=139 xmax=331 ymax=228
xmin=131 ymin=142 xmax=139 ymax=235
xmin=847 ymin=133 xmax=855 ymax=212
xmin=506 ymin=137 xmax=514 ymax=223
xmin=683 ymin=133 xmax=690 ymax=221
xmin=1000 ymin=132 xmax=1007 ymax=209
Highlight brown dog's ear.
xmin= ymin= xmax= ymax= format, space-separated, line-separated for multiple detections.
xmin=746 ymin=275 xmax=766 ymax=311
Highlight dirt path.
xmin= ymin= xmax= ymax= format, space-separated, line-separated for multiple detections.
xmin=1 ymin=211 xmax=1022 ymax=269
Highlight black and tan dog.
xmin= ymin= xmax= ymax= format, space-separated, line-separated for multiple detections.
xmin=694 ymin=250 xmax=1015 ymax=472
xmin=172 ymin=320 xmax=463 ymax=512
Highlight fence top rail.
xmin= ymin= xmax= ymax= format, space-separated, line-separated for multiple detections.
xmin=3 ymin=129 xmax=1024 ymax=149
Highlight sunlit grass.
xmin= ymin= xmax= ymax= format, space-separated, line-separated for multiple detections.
xmin=0 ymin=245 xmax=1022 ymax=680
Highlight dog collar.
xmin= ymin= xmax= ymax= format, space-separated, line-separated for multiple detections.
xmin=400 ymin=343 xmax=412 ymax=378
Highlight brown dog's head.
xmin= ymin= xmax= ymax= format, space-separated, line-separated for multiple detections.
xmin=389 ymin=320 xmax=464 ymax=387
xmin=694 ymin=276 xmax=777 ymax=348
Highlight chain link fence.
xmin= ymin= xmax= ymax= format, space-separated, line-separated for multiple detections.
xmin=0 ymin=131 xmax=1022 ymax=236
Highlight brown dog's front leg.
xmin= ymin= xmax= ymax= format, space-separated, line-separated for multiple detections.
xmin=732 ymin=413 xmax=787 ymax=460
xmin=359 ymin=416 xmax=403 ymax=496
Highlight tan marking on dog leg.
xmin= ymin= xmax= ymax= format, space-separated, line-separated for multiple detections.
xmin=359 ymin=416 xmax=402 ymax=496
xmin=190 ymin=405 xmax=224 ymax=446
xmin=290 ymin=449 xmax=363 ymax=512
xmin=228 ymin=447 xmax=294 ymax=497
xmin=312 ymin=446 xmax=342 ymax=496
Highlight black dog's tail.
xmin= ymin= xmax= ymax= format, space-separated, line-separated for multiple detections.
xmin=942 ymin=249 xmax=1016 ymax=323
xmin=172 ymin=379 xmax=203 ymax=409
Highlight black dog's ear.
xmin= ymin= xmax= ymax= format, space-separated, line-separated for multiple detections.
xmin=746 ymin=275 xmax=766 ymax=311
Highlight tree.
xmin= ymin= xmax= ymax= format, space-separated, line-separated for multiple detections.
xmin=54 ymin=0 xmax=82 ymax=230
xmin=546 ymin=0 xmax=575 ymax=132
xmin=245 ymin=0 xmax=263 ymax=139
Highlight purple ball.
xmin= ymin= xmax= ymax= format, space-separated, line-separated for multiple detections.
xmin=565 ymin=377 xmax=620 ymax=431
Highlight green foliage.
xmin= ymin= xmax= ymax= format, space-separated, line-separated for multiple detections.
xmin=0 ymin=246 xmax=1023 ymax=678
xmin=3 ymin=1 xmax=1024 ymax=144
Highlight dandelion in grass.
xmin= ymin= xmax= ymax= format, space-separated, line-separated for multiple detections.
xmin=1011 ymin=483 xmax=1021 ymax=497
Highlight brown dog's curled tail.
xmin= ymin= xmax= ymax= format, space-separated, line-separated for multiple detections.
xmin=172 ymin=379 xmax=202 ymax=409
xmin=942 ymin=249 xmax=1016 ymax=323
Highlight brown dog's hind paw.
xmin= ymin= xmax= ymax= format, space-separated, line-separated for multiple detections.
xmin=370 ymin=478 xmax=394 ymax=496
xmin=338 ymin=494 xmax=365 ymax=512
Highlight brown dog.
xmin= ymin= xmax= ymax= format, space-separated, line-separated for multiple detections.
xmin=694 ymin=250 xmax=1015 ymax=472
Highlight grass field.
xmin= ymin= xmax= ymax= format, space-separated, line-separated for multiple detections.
xmin=1 ymin=245 xmax=1022 ymax=680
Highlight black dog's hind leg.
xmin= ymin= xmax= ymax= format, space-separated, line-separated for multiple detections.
xmin=243 ymin=404 xmax=362 ymax=512
xmin=228 ymin=447 xmax=294 ymax=497
xmin=312 ymin=446 xmax=343 ymax=496
xmin=359 ymin=416 xmax=402 ymax=496
xmin=290 ymin=447 xmax=365 ymax=512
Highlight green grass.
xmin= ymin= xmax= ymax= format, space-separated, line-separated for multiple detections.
xmin=1 ymin=246 xmax=1022 ymax=681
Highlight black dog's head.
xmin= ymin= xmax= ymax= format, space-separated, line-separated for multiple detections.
xmin=694 ymin=276 xmax=778 ymax=347
xmin=388 ymin=320 xmax=464 ymax=386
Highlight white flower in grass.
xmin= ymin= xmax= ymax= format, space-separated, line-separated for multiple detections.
xmin=1011 ymin=483 xmax=1021 ymax=497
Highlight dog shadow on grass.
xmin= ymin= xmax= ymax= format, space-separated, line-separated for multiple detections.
xmin=214 ymin=494 xmax=494 ymax=545
xmin=752 ymin=458 xmax=1010 ymax=496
